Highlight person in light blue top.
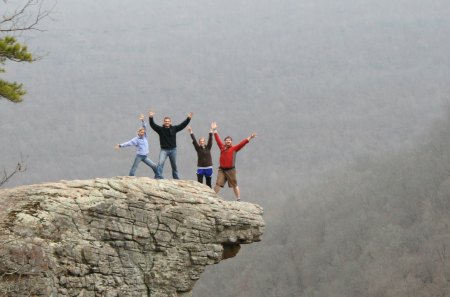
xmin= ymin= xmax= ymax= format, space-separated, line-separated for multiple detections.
xmin=115 ymin=114 xmax=157 ymax=177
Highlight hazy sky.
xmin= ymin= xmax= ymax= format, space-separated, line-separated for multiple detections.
xmin=1 ymin=0 xmax=449 ymax=202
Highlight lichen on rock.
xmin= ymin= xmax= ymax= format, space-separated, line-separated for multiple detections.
xmin=0 ymin=177 xmax=265 ymax=296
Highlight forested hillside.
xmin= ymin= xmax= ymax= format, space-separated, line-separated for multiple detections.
xmin=2 ymin=1 xmax=450 ymax=296
xmin=195 ymin=108 xmax=450 ymax=297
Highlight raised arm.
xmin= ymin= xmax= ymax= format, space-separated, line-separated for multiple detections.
xmin=211 ymin=122 xmax=224 ymax=148
xmin=206 ymin=128 xmax=213 ymax=149
xmin=187 ymin=126 xmax=199 ymax=149
xmin=234 ymin=133 xmax=256 ymax=152
xmin=174 ymin=112 xmax=193 ymax=132
xmin=148 ymin=110 xmax=161 ymax=132
xmin=139 ymin=113 xmax=146 ymax=131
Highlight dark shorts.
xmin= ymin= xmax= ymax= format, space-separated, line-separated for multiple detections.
xmin=216 ymin=168 xmax=237 ymax=188
xmin=196 ymin=167 xmax=213 ymax=177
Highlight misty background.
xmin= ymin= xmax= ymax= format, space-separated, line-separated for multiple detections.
xmin=1 ymin=0 xmax=450 ymax=296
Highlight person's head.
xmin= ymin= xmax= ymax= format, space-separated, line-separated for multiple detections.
xmin=163 ymin=117 xmax=172 ymax=128
xmin=137 ymin=127 xmax=146 ymax=138
xmin=198 ymin=137 xmax=206 ymax=146
xmin=224 ymin=136 xmax=232 ymax=147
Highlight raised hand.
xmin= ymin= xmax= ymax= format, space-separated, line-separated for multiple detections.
xmin=247 ymin=133 xmax=257 ymax=141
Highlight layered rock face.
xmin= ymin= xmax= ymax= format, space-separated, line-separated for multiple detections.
xmin=0 ymin=177 xmax=265 ymax=297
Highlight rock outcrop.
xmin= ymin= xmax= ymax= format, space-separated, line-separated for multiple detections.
xmin=0 ymin=177 xmax=265 ymax=297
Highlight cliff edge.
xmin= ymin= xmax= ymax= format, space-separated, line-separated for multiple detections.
xmin=0 ymin=177 xmax=265 ymax=296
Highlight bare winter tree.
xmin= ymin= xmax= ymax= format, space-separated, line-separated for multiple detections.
xmin=0 ymin=160 xmax=26 ymax=187
xmin=0 ymin=0 xmax=54 ymax=33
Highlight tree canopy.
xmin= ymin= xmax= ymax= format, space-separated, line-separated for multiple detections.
xmin=0 ymin=36 xmax=33 ymax=102
xmin=0 ymin=0 xmax=51 ymax=103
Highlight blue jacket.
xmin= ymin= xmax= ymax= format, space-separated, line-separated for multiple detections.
xmin=119 ymin=121 xmax=149 ymax=156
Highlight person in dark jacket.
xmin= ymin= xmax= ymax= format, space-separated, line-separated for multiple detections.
xmin=148 ymin=110 xmax=193 ymax=179
xmin=187 ymin=125 xmax=213 ymax=187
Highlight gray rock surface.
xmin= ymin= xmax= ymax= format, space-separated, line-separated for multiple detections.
xmin=0 ymin=177 xmax=265 ymax=296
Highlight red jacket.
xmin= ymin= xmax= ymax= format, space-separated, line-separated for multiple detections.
xmin=214 ymin=132 xmax=249 ymax=169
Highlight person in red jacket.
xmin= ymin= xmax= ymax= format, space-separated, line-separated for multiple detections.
xmin=211 ymin=122 xmax=256 ymax=201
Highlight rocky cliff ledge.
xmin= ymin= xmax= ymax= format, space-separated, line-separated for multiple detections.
xmin=0 ymin=177 xmax=265 ymax=297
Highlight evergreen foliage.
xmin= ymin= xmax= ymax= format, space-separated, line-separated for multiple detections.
xmin=0 ymin=36 xmax=33 ymax=103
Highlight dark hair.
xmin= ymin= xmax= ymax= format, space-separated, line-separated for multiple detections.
xmin=224 ymin=136 xmax=232 ymax=141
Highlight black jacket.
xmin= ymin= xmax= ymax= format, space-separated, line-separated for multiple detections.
xmin=149 ymin=117 xmax=190 ymax=149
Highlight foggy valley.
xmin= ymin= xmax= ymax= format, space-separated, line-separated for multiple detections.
xmin=1 ymin=0 xmax=450 ymax=296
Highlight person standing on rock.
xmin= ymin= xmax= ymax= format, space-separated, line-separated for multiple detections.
xmin=187 ymin=124 xmax=213 ymax=188
xmin=115 ymin=114 xmax=157 ymax=177
xmin=211 ymin=122 xmax=256 ymax=201
xmin=148 ymin=110 xmax=193 ymax=179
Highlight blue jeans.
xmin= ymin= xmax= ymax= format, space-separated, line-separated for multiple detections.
xmin=156 ymin=148 xmax=178 ymax=179
xmin=129 ymin=154 xmax=157 ymax=177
